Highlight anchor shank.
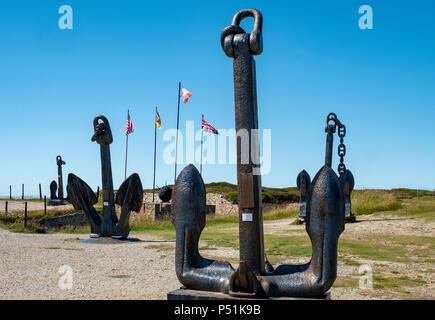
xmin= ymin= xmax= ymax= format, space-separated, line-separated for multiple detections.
xmin=233 ymin=35 xmax=265 ymax=275
xmin=325 ymin=125 xmax=334 ymax=167
xmin=100 ymin=144 xmax=117 ymax=234
xmin=57 ymin=159 xmax=64 ymax=199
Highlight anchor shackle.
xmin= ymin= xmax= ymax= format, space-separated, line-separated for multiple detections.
xmin=325 ymin=112 xmax=345 ymax=134
xmin=221 ymin=9 xmax=263 ymax=58
xmin=56 ymin=155 xmax=65 ymax=166
xmin=92 ymin=115 xmax=113 ymax=146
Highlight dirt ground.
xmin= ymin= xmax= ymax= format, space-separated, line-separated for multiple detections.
xmin=0 ymin=213 xmax=433 ymax=300
xmin=0 ymin=200 xmax=73 ymax=213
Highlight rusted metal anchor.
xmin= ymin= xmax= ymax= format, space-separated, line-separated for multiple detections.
xmin=56 ymin=156 xmax=66 ymax=200
xmin=171 ymin=9 xmax=355 ymax=298
xmin=298 ymin=113 xmax=355 ymax=221
xmin=66 ymin=115 xmax=143 ymax=239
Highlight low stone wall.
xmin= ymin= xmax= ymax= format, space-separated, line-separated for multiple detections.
xmin=37 ymin=192 xmax=299 ymax=228
xmin=38 ymin=213 xmax=88 ymax=230
xmin=130 ymin=192 xmax=297 ymax=222
xmin=263 ymin=202 xmax=299 ymax=213
xmin=206 ymin=193 xmax=238 ymax=216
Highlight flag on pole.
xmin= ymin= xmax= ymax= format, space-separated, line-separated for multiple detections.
xmin=202 ymin=119 xmax=219 ymax=135
xmin=126 ymin=111 xmax=134 ymax=135
xmin=155 ymin=109 xmax=161 ymax=129
xmin=179 ymin=86 xmax=192 ymax=104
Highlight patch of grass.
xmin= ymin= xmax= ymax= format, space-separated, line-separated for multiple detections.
xmin=109 ymin=274 xmax=132 ymax=279
xmin=373 ymin=275 xmax=426 ymax=289
xmin=201 ymin=230 xmax=312 ymax=259
xmin=370 ymin=234 xmax=435 ymax=249
xmin=341 ymin=257 xmax=362 ymax=266
xmin=206 ymin=215 xmax=239 ymax=226
xmin=333 ymin=277 xmax=359 ymax=288
xmin=264 ymin=235 xmax=312 ymax=257
xmin=201 ymin=182 xmax=300 ymax=204
xmin=200 ymin=231 xmax=239 ymax=250
xmin=130 ymin=220 xmax=175 ymax=239
xmin=0 ymin=221 xmax=46 ymax=234
xmin=59 ymin=226 xmax=89 ymax=234
xmin=391 ymin=188 xmax=435 ymax=199
xmin=377 ymin=198 xmax=435 ymax=222
xmin=338 ymin=239 xmax=410 ymax=263
xmin=351 ymin=190 xmax=403 ymax=215
xmin=43 ymin=247 xmax=82 ymax=251
xmin=423 ymin=259 xmax=435 ymax=263
xmin=261 ymin=187 xmax=299 ymax=204
xmin=226 ymin=192 xmax=238 ymax=204
xmin=205 ymin=182 xmax=237 ymax=195
xmin=263 ymin=208 xmax=298 ymax=221
xmin=145 ymin=244 xmax=174 ymax=251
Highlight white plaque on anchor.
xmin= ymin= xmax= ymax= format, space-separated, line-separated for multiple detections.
xmin=242 ymin=213 xmax=253 ymax=221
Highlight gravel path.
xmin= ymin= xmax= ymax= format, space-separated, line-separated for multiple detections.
xmin=0 ymin=213 xmax=433 ymax=300
xmin=0 ymin=229 xmax=179 ymax=300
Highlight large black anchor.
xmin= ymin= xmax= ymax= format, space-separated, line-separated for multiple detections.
xmin=171 ymin=9 xmax=354 ymax=298
xmin=298 ymin=113 xmax=355 ymax=222
xmin=56 ymin=155 xmax=66 ymax=200
xmin=66 ymin=115 xmax=143 ymax=239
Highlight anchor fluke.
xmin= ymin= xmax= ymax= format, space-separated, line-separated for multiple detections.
xmin=115 ymin=173 xmax=143 ymax=212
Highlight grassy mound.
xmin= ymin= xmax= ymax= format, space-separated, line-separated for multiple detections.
xmin=204 ymin=182 xmax=300 ymax=204
xmin=351 ymin=190 xmax=403 ymax=215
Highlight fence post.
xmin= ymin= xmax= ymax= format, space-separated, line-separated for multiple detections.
xmin=97 ymin=186 xmax=100 ymax=199
xmin=44 ymin=196 xmax=47 ymax=216
xmin=39 ymin=184 xmax=42 ymax=200
xmin=5 ymin=201 xmax=8 ymax=215
xmin=9 ymin=185 xmax=11 ymax=200
xmin=24 ymin=202 xmax=28 ymax=228
xmin=22 ymin=184 xmax=24 ymax=200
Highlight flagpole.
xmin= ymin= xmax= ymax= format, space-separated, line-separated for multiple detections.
xmin=200 ymin=114 xmax=204 ymax=176
xmin=153 ymin=106 xmax=158 ymax=202
xmin=174 ymin=82 xmax=181 ymax=183
xmin=124 ymin=109 xmax=129 ymax=180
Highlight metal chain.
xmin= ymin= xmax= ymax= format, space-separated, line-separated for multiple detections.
xmin=326 ymin=113 xmax=347 ymax=175
xmin=337 ymin=125 xmax=346 ymax=175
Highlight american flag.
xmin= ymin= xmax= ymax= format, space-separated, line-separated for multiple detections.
xmin=126 ymin=110 xmax=133 ymax=135
xmin=202 ymin=119 xmax=219 ymax=135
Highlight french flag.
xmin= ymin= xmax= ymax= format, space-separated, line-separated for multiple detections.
xmin=179 ymin=86 xmax=192 ymax=104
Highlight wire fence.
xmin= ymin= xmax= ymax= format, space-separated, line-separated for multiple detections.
xmin=0 ymin=183 xmax=101 ymax=201
xmin=0 ymin=183 xmax=54 ymax=200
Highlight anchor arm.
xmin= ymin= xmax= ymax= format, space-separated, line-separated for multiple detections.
xmin=340 ymin=170 xmax=355 ymax=218
xmin=66 ymin=173 xmax=101 ymax=234
xmin=297 ymin=170 xmax=311 ymax=219
xmin=113 ymin=173 xmax=143 ymax=239
xmin=258 ymin=166 xmax=345 ymax=297
xmin=172 ymin=165 xmax=235 ymax=293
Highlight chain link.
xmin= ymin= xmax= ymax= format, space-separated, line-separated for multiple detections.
xmin=337 ymin=124 xmax=346 ymax=175
xmin=325 ymin=113 xmax=347 ymax=175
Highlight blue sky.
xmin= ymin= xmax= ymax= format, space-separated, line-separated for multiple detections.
xmin=0 ymin=0 xmax=434 ymax=197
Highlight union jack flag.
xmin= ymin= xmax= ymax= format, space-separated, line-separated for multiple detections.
xmin=202 ymin=119 xmax=219 ymax=135
xmin=126 ymin=110 xmax=133 ymax=135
